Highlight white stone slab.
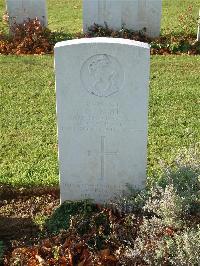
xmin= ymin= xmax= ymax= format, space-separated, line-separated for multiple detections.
xmin=55 ymin=38 xmax=150 ymax=203
xmin=197 ymin=9 xmax=200 ymax=41
xmin=83 ymin=0 xmax=162 ymax=38
xmin=6 ymin=0 xmax=47 ymax=27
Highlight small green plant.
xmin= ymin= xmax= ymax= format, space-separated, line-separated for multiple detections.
xmin=48 ymin=30 xmax=73 ymax=45
xmin=46 ymin=199 xmax=97 ymax=234
xmin=155 ymin=147 xmax=200 ymax=215
xmin=166 ymin=225 xmax=200 ymax=265
xmin=134 ymin=217 xmax=167 ymax=265
xmin=110 ymin=187 xmax=149 ymax=215
xmin=110 ymin=148 xmax=200 ymax=264
xmin=144 ymin=184 xmax=186 ymax=228
xmin=33 ymin=214 xmax=48 ymax=230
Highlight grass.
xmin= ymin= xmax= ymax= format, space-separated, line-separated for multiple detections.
xmin=0 ymin=55 xmax=58 ymax=186
xmin=0 ymin=55 xmax=199 ymax=186
xmin=48 ymin=0 xmax=82 ymax=34
xmin=161 ymin=0 xmax=200 ymax=35
xmin=148 ymin=55 xmax=200 ymax=179
xmin=0 ymin=0 xmax=200 ymax=35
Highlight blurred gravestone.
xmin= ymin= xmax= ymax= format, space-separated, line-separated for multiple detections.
xmin=197 ymin=9 xmax=200 ymax=41
xmin=6 ymin=0 xmax=47 ymax=28
xmin=54 ymin=38 xmax=150 ymax=203
xmin=83 ymin=0 xmax=162 ymax=38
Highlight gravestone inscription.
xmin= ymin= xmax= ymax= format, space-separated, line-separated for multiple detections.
xmin=54 ymin=38 xmax=150 ymax=203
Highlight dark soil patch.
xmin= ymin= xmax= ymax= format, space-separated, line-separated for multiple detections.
xmin=0 ymin=187 xmax=59 ymax=263
xmin=0 ymin=217 xmax=39 ymax=243
xmin=0 ymin=185 xmax=59 ymax=201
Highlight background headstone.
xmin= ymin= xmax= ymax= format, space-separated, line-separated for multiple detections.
xmin=83 ymin=0 xmax=162 ymax=38
xmin=6 ymin=0 xmax=47 ymax=27
xmin=197 ymin=9 xmax=200 ymax=41
xmin=55 ymin=38 xmax=150 ymax=203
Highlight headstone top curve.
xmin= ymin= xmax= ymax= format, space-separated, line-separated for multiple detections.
xmin=54 ymin=37 xmax=150 ymax=50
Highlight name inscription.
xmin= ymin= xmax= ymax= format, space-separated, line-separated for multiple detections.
xmin=66 ymin=102 xmax=143 ymax=133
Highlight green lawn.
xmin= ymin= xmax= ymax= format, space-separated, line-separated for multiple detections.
xmin=0 ymin=0 xmax=200 ymax=35
xmin=161 ymin=0 xmax=200 ymax=35
xmin=0 ymin=55 xmax=199 ymax=187
xmin=0 ymin=55 xmax=58 ymax=186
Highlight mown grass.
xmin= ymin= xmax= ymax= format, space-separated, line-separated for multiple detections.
xmin=0 ymin=0 xmax=200 ymax=35
xmin=161 ymin=0 xmax=200 ymax=35
xmin=0 ymin=55 xmax=58 ymax=186
xmin=0 ymin=55 xmax=199 ymax=186
xmin=48 ymin=0 xmax=82 ymax=34
xmin=148 ymin=55 xmax=200 ymax=179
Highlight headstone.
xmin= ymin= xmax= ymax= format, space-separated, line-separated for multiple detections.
xmin=83 ymin=0 xmax=162 ymax=38
xmin=197 ymin=9 xmax=200 ymax=41
xmin=55 ymin=38 xmax=150 ymax=203
xmin=6 ymin=0 xmax=47 ymax=28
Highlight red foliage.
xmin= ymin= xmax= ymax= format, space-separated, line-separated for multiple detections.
xmin=0 ymin=18 xmax=53 ymax=55
xmin=1 ymin=20 xmax=200 ymax=56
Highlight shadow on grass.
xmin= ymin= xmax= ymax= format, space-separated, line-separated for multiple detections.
xmin=0 ymin=185 xmax=59 ymax=201
xmin=0 ymin=216 xmax=40 ymax=243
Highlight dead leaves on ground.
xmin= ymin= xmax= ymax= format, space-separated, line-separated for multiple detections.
xmin=0 ymin=18 xmax=53 ymax=55
xmin=0 ymin=18 xmax=200 ymax=56
xmin=4 ymin=232 xmax=119 ymax=266
xmin=3 ymin=206 xmax=133 ymax=265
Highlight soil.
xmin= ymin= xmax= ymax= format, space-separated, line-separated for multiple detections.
xmin=0 ymin=186 xmax=60 ymax=258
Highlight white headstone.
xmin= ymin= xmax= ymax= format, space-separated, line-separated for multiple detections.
xmin=6 ymin=0 xmax=47 ymax=27
xmin=83 ymin=0 xmax=162 ymax=38
xmin=197 ymin=9 xmax=200 ymax=42
xmin=55 ymin=38 xmax=150 ymax=203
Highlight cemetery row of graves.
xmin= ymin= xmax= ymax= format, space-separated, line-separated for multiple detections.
xmin=0 ymin=0 xmax=200 ymax=55
xmin=0 ymin=0 xmax=200 ymax=265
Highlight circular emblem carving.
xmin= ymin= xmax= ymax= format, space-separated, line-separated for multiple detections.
xmin=81 ymin=54 xmax=124 ymax=97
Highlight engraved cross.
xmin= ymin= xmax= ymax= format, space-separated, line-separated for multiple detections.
xmin=88 ymin=136 xmax=118 ymax=179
